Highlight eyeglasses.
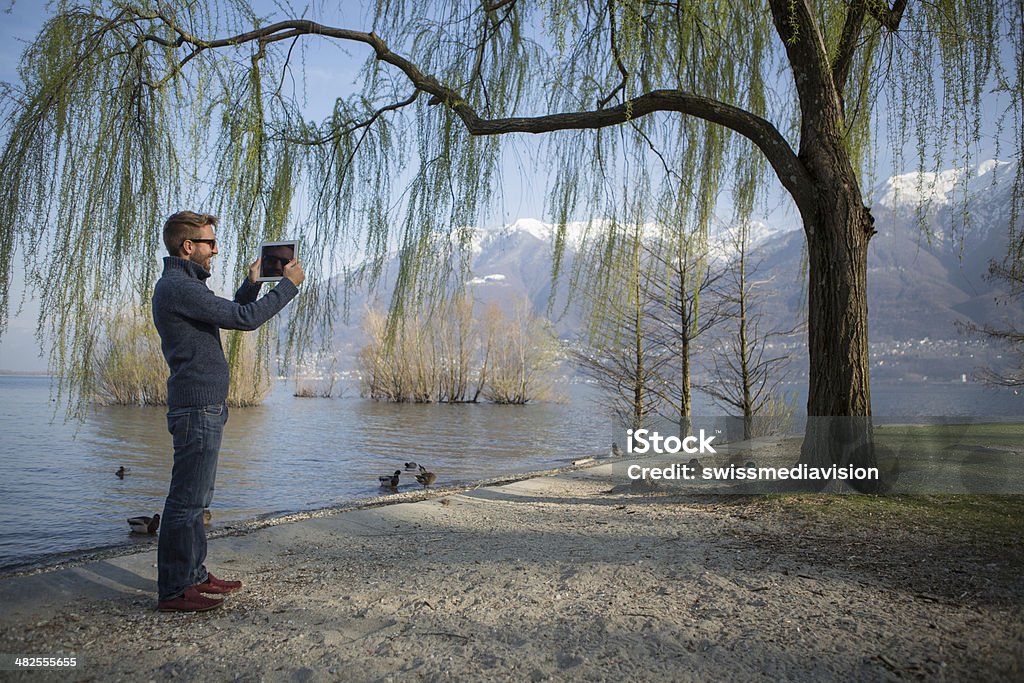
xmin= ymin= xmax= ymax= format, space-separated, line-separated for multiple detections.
xmin=186 ymin=238 xmax=217 ymax=248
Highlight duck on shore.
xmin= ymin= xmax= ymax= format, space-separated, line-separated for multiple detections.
xmin=687 ymin=458 xmax=707 ymax=477
xmin=127 ymin=514 xmax=160 ymax=534
xmin=415 ymin=465 xmax=437 ymax=489
xmin=379 ymin=470 xmax=401 ymax=489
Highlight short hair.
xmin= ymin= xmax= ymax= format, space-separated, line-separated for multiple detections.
xmin=163 ymin=211 xmax=219 ymax=256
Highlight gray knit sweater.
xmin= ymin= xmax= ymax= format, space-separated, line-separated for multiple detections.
xmin=152 ymin=256 xmax=298 ymax=408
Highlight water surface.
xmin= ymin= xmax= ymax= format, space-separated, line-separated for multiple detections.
xmin=0 ymin=375 xmax=1021 ymax=573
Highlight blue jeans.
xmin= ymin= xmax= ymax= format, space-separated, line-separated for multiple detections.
xmin=158 ymin=403 xmax=228 ymax=601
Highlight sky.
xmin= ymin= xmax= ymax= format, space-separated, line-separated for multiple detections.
xmin=0 ymin=0 xmax=1018 ymax=372
xmin=0 ymin=1 xmax=48 ymax=371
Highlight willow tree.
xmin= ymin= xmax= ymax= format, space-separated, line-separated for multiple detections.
xmin=0 ymin=2 xmax=1020 ymax=465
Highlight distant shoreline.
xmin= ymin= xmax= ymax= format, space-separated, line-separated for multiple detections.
xmin=1 ymin=371 xmax=1021 ymax=386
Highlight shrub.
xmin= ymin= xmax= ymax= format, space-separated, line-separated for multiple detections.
xmin=95 ymin=309 xmax=271 ymax=407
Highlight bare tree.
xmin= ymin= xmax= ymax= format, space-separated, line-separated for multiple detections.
xmin=644 ymin=231 xmax=725 ymax=436
xmin=95 ymin=308 xmax=168 ymax=406
xmin=358 ymin=307 xmax=407 ymax=402
xmin=96 ymin=308 xmax=271 ymax=407
xmin=359 ymin=305 xmax=440 ymax=403
xmin=435 ymin=295 xmax=480 ymax=403
xmin=359 ymin=297 xmax=556 ymax=404
xmin=570 ymin=218 xmax=669 ymax=429
xmin=960 ymin=259 xmax=1024 ymax=387
xmin=699 ymin=224 xmax=800 ymax=440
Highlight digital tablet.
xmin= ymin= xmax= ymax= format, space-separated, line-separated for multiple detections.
xmin=257 ymin=240 xmax=298 ymax=282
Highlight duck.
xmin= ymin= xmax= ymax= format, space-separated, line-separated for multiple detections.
xmin=404 ymin=462 xmax=419 ymax=471
xmin=611 ymin=442 xmax=622 ymax=457
xmin=379 ymin=470 xmax=401 ymax=488
xmin=203 ymin=508 xmax=212 ymax=526
xmin=686 ymin=458 xmax=706 ymax=477
xmin=127 ymin=513 xmax=160 ymax=534
xmin=115 ymin=466 xmax=129 ymax=479
xmin=415 ymin=466 xmax=437 ymax=489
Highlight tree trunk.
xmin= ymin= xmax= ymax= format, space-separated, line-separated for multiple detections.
xmin=633 ymin=281 xmax=644 ymax=430
xmin=632 ymin=237 xmax=645 ymax=430
xmin=679 ymin=333 xmax=692 ymax=438
xmin=738 ymin=229 xmax=753 ymax=441
xmin=798 ymin=179 xmax=879 ymax=488
xmin=762 ymin=0 xmax=882 ymax=488
xmin=677 ymin=243 xmax=693 ymax=438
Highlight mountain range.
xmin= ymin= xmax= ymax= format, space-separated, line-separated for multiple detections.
xmin=325 ymin=160 xmax=1022 ymax=369
xmin=753 ymin=159 xmax=1022 ymax=342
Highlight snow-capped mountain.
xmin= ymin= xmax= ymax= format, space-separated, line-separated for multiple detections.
xmin=873 ymin=159 xmax=1018 ymax=245
xmin=328 ymin=159 xmax=1022 ymax=351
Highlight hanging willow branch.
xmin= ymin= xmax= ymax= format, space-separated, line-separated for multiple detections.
xmin=0 ymin=0 xmax=1019 ymax=419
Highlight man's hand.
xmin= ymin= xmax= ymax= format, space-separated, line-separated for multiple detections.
xmin=283 ymin=259 xmax=305 ymax=286
xmin=247 ymin=258 xmax=262 ymax=284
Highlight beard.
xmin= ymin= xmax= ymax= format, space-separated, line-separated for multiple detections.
xmin=189 ymin=252 xmax=212 ymax=272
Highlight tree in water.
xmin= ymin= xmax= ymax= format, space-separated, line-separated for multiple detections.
xmin=359 ymin=296 xmax=556 ymax=403
xmin=95 ymin=307 xmax=272 ymax=407
xmin=482 ymin=299 xmax=560 ymax=405
xmin=0 ymin=0 xmax=1020 ymax=478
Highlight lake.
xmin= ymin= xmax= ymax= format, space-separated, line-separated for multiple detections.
xmin=0 ymin=375 xmax=1021 ymax=573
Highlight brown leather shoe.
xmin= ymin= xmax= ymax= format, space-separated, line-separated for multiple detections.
xmin=195 ymin=571 xmax=242 ymax=595
xmin=157 ymin=586 xmax=223 ymax=612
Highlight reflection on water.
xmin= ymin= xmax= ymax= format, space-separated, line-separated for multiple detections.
xmin=0 ymin=375 xmax=1022 ymax=572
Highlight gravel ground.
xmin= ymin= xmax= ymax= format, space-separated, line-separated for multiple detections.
xmin=0 ymin=458 xmax=1021 ymax=682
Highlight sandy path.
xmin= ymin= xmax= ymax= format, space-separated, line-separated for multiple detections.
xmin=0 ymin=461 xmax=1021 ymax=681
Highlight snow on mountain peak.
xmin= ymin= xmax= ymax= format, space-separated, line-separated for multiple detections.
xmin=464 ymin=160 xmax=1016 ymax=260
xmin=466 ymin=273 xmax=507 ymax=286
xmin=481 ymin=218 xmax=595 ymax=249
xmin=876 ymin=159 xmax=1014 ymax=211
xmin=506 ymin=218 xmax=551 ymax=242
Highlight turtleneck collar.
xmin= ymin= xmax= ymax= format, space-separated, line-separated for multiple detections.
xmin=163 ymin=255 xmax=211 ymax=281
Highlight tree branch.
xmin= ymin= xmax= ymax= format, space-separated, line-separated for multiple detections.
xmin=482 ymin=0 xmax=518 ymax=12
xmin=115 ymin=15 xmax=814 ymax=218
xmin=466 ymin=1 xmax=517 ymax=111
xmin=832 ymin=0 xmax=868 ymax=97
xmin=833 ymin=0 xmax=908 ymax=99
xmin=596 ymin=0 xmax=630 ymax=109
xmin=868 ymin=0 xmax=909 ymax=31
xmin=768 ymin=0 xmax=842 ymax=135
xmin=451 ymin=91 xmax=810 ymax=206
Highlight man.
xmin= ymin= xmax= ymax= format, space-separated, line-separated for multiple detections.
xmin=152 ymin=211 xmax=305 ymax=612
